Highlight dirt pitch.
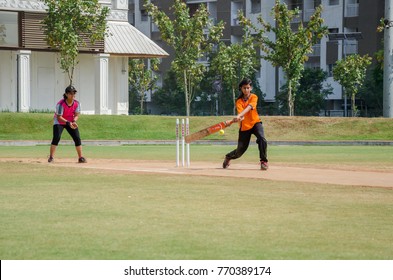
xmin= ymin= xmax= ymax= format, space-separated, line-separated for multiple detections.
xmin=5 ymin=158 xmax=393 ymax=189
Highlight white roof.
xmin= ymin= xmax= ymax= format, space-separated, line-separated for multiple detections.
xmin=105 ymin=21 xmax=169 ymax=58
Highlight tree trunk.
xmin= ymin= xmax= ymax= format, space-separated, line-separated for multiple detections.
xmin=288 ymin=80 xmax=294 ymax=116
xmin=232 ymin=86 xmax=236 ymax=115
xmin=351 ymin=93 xmax=357 ymax=117
xmin=184 ymin=70 xmax=190 ymax=116
xmin=140 ymin=90 xmax=145 ymax=115
xmin=68 ymin=58 xmax=75 ymax=86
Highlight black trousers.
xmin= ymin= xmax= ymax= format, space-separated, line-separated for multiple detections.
xmin=51 ymin=124 xmax=82 ymax=146
xmin=225 ymin=122 xmax=268 ymax=162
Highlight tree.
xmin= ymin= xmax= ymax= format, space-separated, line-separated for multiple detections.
xmin=359 ymin=49 xmax=384 ymax=117
xmin=144 ymin=0 xmax=224 ymax=116
xmin=277 ymin=68 xmax=332 ymax=116
xmin=333 ymin=54 xmax=372 ymax=117
xmin=153 ymin=69 xmax=185 ymax=115
xmin=210 ymin=33 xmax=258 ymax=114
xmin=42 ymin=0 xmax=109 ymax=85
xmin=359 ymin=66 xmax=383 ymax=117
xmin=129 ymin=58 xmax=160 ymax=114
xmin=239 ymin=0 xmax=328 ymax=116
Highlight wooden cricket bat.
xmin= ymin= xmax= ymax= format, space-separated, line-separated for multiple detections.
xmin=185 ymin=119 xmax=234 ymax=143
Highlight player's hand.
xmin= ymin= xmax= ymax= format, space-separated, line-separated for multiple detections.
xmin=233 ymin=116 xmax=244 ymax=122
xmin=70 ymin=122 xmax=78 ymax=129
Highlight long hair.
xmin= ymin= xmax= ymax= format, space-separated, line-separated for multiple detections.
xmin=237 ymin=78 xmax=253 ymax=100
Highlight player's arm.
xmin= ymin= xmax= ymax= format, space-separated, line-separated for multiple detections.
xmin=233 ymin=105 xmax=252 ymax=122
xmin=56 ymin=115 xmax=64 ymax=122
xmin=234 ymin=94 xmax=257 ymax=122
xmin=56 ymin=114 xmax=71 ymax=127
xmin=71 ymin=113 xmax=79 ymax=129
xmin=54 ymin=103 xmax=69 ymax=125
xmin=73 ymin=112 xmax=79 ymax=122
xmin=71 ymin=103 xmax=81 ymax=128
xmin=54 ymin=103 xmax=64 ymax=123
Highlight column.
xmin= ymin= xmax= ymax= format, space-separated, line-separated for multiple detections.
xmin=117 ymin=57 xmax=129 ymax=115
xmin=95 ymin=53 xmax=111 ymax=115
xmin=17 ymin=50 xmax=31 ymax=112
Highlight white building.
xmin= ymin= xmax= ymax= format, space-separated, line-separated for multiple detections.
xmin=0 ymin=0 xmax=168 ymax=114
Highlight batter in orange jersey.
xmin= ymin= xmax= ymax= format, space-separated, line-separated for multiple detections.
xmin=223 ymin=78 xmax=268 ymax=170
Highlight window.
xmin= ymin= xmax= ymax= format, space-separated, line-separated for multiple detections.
xmin=305 ymin=62 xmax=320 ymax=69
xmin=141 ymin=9 xmax=148 ymax=21
xmin=188 ymin=3 xmax=199 ymax=16
xmin=251 ymin=0 xmax=261 ymax=14
xmin=329 ymin=0 xmax=339 ymax=5
xmin=314 ymin=0 xmax=322 ymax=8
xmin=327 ymin=64 xmax=334 ymax=77
xmin=287 ymin=0 xmax=303 ymax=11
xmin=0 ymin=11 xmax=18 ymax=47
xmin=128 ymin=12 xmax=135 ymax=25
xmin=231 ymin=1 xmax=243 ymax=26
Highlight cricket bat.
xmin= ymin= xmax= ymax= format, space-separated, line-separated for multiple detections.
xmin=185 ymin=119 xmax=235 ymax=143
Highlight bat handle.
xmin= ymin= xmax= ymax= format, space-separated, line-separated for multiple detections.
xmin=226 ymin=119 xmax=236 ymax=126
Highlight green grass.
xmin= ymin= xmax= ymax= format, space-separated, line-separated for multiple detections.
xmin=1 ymin=113 xmax=393 ymax=260
xmin=1 ymin=161 xmax=392 ymax=260
xmin=1 ymin=112 xmax=393 ymax=141
xmin=1 ymin=145 xmax=393 ymax=260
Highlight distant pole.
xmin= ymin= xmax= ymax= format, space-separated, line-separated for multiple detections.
xmin=383 ymin=0 xmax=393 ymax=118
xmin=186 ymin=118 xmax=190 ymax=167
xmin=176 ymin=119 xmax=179 ymax=167
xmin=181 ymin=119 xmax=185 ymax=167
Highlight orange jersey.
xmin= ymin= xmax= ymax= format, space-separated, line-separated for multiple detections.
xmin=236 ymin=93 xmax=261 ymax=131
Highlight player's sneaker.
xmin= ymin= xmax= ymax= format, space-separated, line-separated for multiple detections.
xmin=78 ymin=157 xmax=87 ymax=163
xmin=223 ymin=157 xmax=231 ymax=169
xmin=260 ymin=161 xmax=269 ymax=170
xmin=48 ymin=156 xmax=54 ymax=163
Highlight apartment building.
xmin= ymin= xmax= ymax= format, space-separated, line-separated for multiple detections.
xmin=132 ymin=0 xmax=383 ymax=116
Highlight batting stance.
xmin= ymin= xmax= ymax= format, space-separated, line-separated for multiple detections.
xmin=223 ymin=78 xmax=268 ymax=170
xmin=48 ymin=85 xmax=86 ymax=163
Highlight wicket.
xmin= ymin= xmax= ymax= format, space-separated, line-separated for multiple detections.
xmin=176 ymin=118 xmax=190 ymax=167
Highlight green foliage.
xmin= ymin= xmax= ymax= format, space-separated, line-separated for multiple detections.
xmin=359 ymin=65 xmax=383 ymax=117
xmin=357 ymin=41 xmax=383 ymax=117
xmin=144 ymin=0 xmax=224 ymax=116
xmin=210 ymin=32 xmax=258 ymax=114
xmin=238 ymin=0 xmax=328 ymax=116
xmin=42 ymin=0 xmax=109 ymax=84
xmin=277 ymin=68 xmax=332 ymax=116
xmin=333 ymin=54 xmax=372 ymax=117
xmin=129 ymin=58 xmax=160 ymax=114
xmin=192 ymin=75 xmax=219 ymax=116
xmin=128 ymin=87 xmax=138 ymax=115
xmin=152 ymin=69 xmax=186 ymax=115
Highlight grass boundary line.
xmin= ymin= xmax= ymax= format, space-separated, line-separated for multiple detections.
xmin=1 ymin=140 xmax=393 ymax=146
